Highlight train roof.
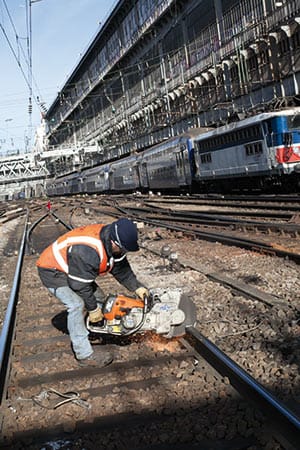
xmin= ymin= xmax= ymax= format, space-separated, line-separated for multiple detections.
xmin=111 ymin=154 xmax=137 ymax=166
xmin=52 ymin=171 xmax=79 ymax=181
xmin=56 ymin=172 xmax=79 ymax=181
xmin=194 ymin=107 xmax=300 ymax=141
xmin=81 ymin=164 xmax=110 ymax=176
xmin=139 ymin=127 xmax=213 ymax=155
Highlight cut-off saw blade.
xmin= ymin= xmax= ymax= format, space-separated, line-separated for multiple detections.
xmin=167 ymin=294 xmax=197 ymax=338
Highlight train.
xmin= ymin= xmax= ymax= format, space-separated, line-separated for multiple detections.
xmin=46 ymin=108 xmax=300 ymax=196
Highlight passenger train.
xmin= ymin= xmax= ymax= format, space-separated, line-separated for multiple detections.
xmin=46 ymin=108 xmax=300 ymax=196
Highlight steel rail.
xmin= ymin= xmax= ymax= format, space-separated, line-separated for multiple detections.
xmin=89 ymin=199 xmax=295 ymax=226
xmin=51 ymin=210 xmax=73 ymax=231
xmin=190 ymin=194 xmax=300 ymax=203
xmin=26 ymin=212 xmax=50 ymax=253
xmin=113 ymin=206 xmax=300 ymax=264
xmin=144 ymin=198 xmax=300 ymax=211
xmin=117 ymin=203 xmax=294 ymax=220
xmin=0 ymin=211 xmax=28 ymax=405
xmin=131 ymin=211 xmax=299 ymax=233
xmin=143 ymin=245 xmax=285 ymax=307
xmin=186 ymin=326 xmax=300 ymax=449
xmin=144 ymin=206 xmax=293 ymax=219
xmin=143 ymin=194 xmax=300 ymax=203
xmin=1 ymin=210 xmax=71 ymax=405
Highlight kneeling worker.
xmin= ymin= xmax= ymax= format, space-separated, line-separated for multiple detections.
xmin=36 ymin=218 xmax=149 ymax=367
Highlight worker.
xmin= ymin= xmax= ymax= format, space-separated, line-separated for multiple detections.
xmin=36 ymin=218 xmax=149 ymax=367
xmin=47 ymin=200 xmax=52 ymax=211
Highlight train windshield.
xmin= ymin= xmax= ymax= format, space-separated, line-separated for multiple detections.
xmin=287 ymin=114 xmax=300 ymax=130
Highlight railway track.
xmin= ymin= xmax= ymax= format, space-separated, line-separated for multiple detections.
xmin=87 ymin=201 xmax=300 ymax=264
xmin=143 ymin=195 xmax=300 ymax=212
xmin=0 ymin=204 xmax=299 ymax=449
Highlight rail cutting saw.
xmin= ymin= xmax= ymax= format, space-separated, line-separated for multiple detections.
xmin=86 ymin=288 xmax=197 ymax=339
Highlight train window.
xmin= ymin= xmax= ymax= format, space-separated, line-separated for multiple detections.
xmin=195 ymin=127 xmax=265 ymax=151
xmin=245 ymin=144 xmax=253 ymax=156
xmin=255 ymin=143 xmax=263 ymax=154
xmin=260 ymin=50 xmax=269 ymax=65
xmin=256 ymin=126 xmax=261 ymax=137
xmin=245 ymin=142 xmax=262 ymax=156
xmin=287 ymin=114 xmax=300 ymax=130
xmin=248 ymin=54 xmax=258 ymax=70
xmin=268 ymin=122 xmax=273 ymax=134
xmin=250 ymin=126 xmax=259 ymax=138
xmin=279 ymin=38 xmax=288 ymax=55
xmin=292 ymin=30 xmax=300 ymax=50
xmin=200 ymin=153 xmax=212 ymax=163
xmin=283 ymin=132 xmax=292 ymax=146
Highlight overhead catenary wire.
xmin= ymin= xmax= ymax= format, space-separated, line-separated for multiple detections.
xmin=0 ymin=20 xmax=34 ymax=96
xmin=0 ymin=0 xmax=49 ymax=154
xmin=25 ymin=0 xmax=33 ymax=152
xmin=0 ymin=0 xmax=46 ymax=113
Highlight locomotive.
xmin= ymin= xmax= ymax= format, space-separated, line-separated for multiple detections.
xmin=193 ymin=108 xmax=300 ymax=191
xmin=46 ymin=108 xmax=300 ymax=196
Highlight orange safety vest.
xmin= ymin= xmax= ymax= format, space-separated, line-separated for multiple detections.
xmin=36 ymin=224 xmax=111 ymax=275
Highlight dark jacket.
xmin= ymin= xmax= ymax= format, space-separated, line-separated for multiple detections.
xmin=38 ymin=224 xmax=143 ymax=311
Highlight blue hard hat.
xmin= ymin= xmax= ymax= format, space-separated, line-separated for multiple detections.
xmin=110 ymin=218 xmax=139 ymax=252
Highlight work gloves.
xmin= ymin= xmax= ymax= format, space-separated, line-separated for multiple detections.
xmin=89 ymin=305 xmax=104 ymax=323
xmin=135 ymin=287 xmax=149 ymax=300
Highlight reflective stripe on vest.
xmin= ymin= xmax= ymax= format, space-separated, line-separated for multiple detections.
xmin=52 ymin=235 xmax=105 ymax=274
xmin=68 ymin=273 xmax=95 ymax=283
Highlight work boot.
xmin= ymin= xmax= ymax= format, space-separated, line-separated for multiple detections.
xmin=78 ymin=349 xmax=113 ymax=368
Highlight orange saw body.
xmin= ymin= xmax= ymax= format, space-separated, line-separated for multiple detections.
xmin=103 ymin=294 xmax=144 ymax=321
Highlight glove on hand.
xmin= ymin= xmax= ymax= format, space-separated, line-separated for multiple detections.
xmin=135 ymin=287 xmax=149 ymax=300
xmin=89 ymin=306 xmax=103 ymax=323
